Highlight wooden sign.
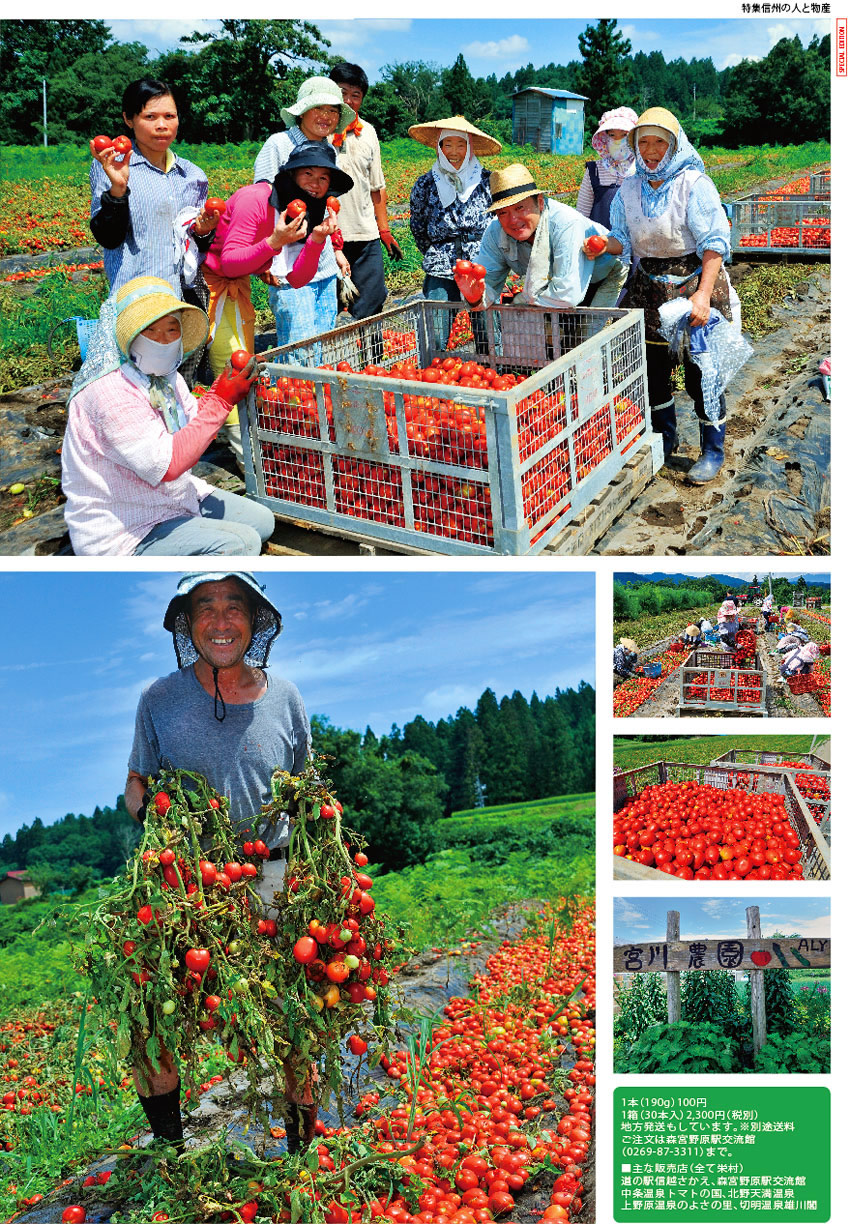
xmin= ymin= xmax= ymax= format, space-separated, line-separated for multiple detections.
xmin=615 ymin=936 xmax=830 ymax=974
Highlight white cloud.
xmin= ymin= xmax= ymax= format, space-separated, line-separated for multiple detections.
xmin=315 ymin=19 xmax=413 ymax=53
xmin=614 ymin=899 xmax=646 ymax=924
xmin=463 ymin=35 xmax=530 ymax=60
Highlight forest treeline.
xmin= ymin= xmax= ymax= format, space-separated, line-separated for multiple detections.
xmin=0 ymin=681 xmax=594 ymax=887
xmin=1 ymin=18 xmax=830 ymax=150
xmin=614 ymin=575 xmax=829 ymax=621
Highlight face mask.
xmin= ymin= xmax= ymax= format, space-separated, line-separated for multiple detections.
xmin=130 ymin=331 xmax=183 ymax=377
xmin=607 ymin=136 xmax=630 ymax=163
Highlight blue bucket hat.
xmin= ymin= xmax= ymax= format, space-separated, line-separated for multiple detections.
xmin=164 ymin=572 xmax=282 ymax=670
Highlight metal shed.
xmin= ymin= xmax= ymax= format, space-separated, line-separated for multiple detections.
xmin=512 ymin=87 xmax=588 ymax=155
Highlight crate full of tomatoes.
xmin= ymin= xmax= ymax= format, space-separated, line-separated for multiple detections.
xmin=679 ymin=647 xmax=768 ymax=717
xmin=729 ymin=194 xmax=831 ymax=253
xmin=241 ymin=299 xmax=652 ymax=555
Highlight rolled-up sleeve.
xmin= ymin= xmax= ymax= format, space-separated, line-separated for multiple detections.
xmin=688 ymin=176 xmax=731 ymax=260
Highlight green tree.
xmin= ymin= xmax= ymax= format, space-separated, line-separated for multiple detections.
xmin=366 ymin=61 xmax=445 ymax=140
xmin=163 ymin=19 xmax=331 ymax=142
xmin=47 ymin=42 xmax=151 ymax=143
xmin=0 ymin=18 xmax=111 ymax=144
xmin=574 ymin=19 xmax=635 ymax=133
xmin=441 ymin=53 xmax=483 ymax=121
xmin=721 ymin=34 xmax=829 ymax=145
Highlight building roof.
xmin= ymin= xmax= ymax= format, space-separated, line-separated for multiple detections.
xmin=2 ymin=870 xmax=31 ymax=881
xmin=512 ymin=87 xmax=589 ymax=101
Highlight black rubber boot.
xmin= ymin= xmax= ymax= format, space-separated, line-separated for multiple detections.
xmin=651 ymin=401 xmax=679 ymax=463
xmin=285 ymin=1102 xmax=317 ymax=1154
xmin=136 ymin=1083 xmax=184 ymax=1148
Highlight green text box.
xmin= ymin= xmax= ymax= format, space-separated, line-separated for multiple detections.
xmin=614 ymin=1087 xmax=830 ymax=1220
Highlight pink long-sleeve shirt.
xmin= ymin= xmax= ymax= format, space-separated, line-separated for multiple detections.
xmin=203 ymin=182 xmax=339 ymax=283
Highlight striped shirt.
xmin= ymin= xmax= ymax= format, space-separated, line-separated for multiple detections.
xmin=575 ymin=162 xmax=632 ymax=218
xmin=252 ymin=127 xmax=338 ymax=282
xmin=90 ymin=148 xmax=208 ymax=295
xmin=61 ymin=367 xmax=216 ymax=556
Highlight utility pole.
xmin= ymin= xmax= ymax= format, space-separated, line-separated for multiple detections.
xmin=42 ymin=78 xmax=48 ymax=147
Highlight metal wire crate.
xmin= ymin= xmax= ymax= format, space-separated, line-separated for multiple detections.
xmin=240 ymin=300 xmax=651 ymax=555
xmin=730 ymin=195 xmax=831 ymax=253
xmin=613 ymin=760 xmax=830 ymax=880
xmin=708 ymin=751 xmax=831 ymax=843
xmin=679 ymin=648 xmax=767 ymax=717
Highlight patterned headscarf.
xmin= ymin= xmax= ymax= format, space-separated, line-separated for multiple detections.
xmin=633 ymin=118 xmax=705 ymax=185
xmin=432 ymin=130 xmax=484 ymax=209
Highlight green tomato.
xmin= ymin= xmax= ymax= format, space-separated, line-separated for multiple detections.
xmin=235 ymin=977 xmax=250 ymax=995
xmin=162 ymin=1000 xmax=176 ymax=1015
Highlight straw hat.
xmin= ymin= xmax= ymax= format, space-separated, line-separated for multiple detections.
xmin=114 ymin=276 xmax=208 ymax=357
xmin=628 ymin=106 xmax=680 ymax=151
xmin=280 ymin=76 xmax=355 ymax=133
xmin=408 ymin=115 xmax=502 ymax=157
xmin=620 ymin=638 xmax=638 ymax=653
xmin=486 ymin=163 xmax=542 ymax=212
xmin=685 ymin=624 xmax=700 ymax=637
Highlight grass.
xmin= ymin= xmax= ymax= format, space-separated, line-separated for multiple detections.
xmin=614 ymin=734 xmax=829 ymax=771
xmin=613 ymin=602 xmax=720 ymax=649
xmin=737 ymin=262 xmax=827 ymax=340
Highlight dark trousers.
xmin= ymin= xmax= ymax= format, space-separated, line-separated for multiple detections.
xmin=645 ymin=341 xmax=720 ymax=422
xmin=342 ymin=238 xmax=388 ymax=320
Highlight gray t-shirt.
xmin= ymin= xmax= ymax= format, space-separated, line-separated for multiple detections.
xmin=129 ymin=666 xmax=310 ymax=848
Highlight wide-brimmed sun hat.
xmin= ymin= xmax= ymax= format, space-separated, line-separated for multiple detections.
xmin=407 ymin=115 xmax=502 ymax=157
xmin=592 ymin=106 xmax=638 ymax=154
xmin=280 ymin=77 xmax=355 ymax=133
xmin=685 ymin=624 xmax=700 ymax=637
xmin=629 ymin=106 xmax=680 ymax=152
xmin=486 ymin=163 xmax=542 ymax=212
xmin=164 ymin=572 xmax=282 ymax=670
xmin=114 ymin=276 xmax=208 ymax=357
xmin=620 ymin=638 xmax=638 ymax=653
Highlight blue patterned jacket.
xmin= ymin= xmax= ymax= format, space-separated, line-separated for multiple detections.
xmin=409 ymin=169 xmax=492 ymax=279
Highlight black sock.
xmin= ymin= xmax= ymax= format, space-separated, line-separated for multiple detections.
xmin=137 ymin=1082 xmax=184 ymax=1144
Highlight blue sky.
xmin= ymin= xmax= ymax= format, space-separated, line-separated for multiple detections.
xmin=615 ymin=896 xmax=831 ymax=943
xmin=0 ymin=570 xmax=593 ymax=842
xmin=106 ymin=17 xmax=831 ymax=80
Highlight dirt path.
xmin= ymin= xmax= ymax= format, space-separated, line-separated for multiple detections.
xmin=595 ymin=267 xmax=830 ymax=555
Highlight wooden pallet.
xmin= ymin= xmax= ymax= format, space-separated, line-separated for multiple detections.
xmin=544 ymin=435 xmax=663 ymax=555
xmin=264 ymin=434 xmax=663 ymax=557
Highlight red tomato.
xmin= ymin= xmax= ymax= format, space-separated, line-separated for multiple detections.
xmin=586 ymin=234 xmax=607 ymax=255
xmin=294 ymin=936 xmax=319 ymax=964
xmin=92 ymin=136 xmax=113 ymax=153
xmin=199 ymin=860 xmax=217 ymax=886
xmin=470 ymin=263 xmax=487 ymax=278
xmin=454 ymin=260 xmax=473 ymax=274
xmin=230 ymin=350 xmax=252 ymax=371
xmin=205 ymin=197 xmax=227 ymax=215
xmin=62 ymin=1209 xmax=86 ymax=1224
xmin=153 ymin=791 xmax=171 ymax=816
xmin=348 ymin=1034 xmax=368 ymax=1056
xmin=112 ymin=135 xmax=132 ymax=155
xmin=185 ymin=948 xmax=211 ymax=974
xmin=327 ymin=196 xmax=340 ymax=213
xmin=287 ymin=198 xmax=308 ymax=218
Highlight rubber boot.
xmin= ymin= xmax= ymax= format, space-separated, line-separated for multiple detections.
xmin=136 ymin=1083 xmax=184 ymax=1151
xmin=688 ymin=419 xmax=726 ymax=483
xmin=285 ymin=1102 xmax=317 ymax=1154
xmin=651 ymin=401 xmax=678 ymax=463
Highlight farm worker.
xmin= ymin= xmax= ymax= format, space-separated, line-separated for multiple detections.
xmin=61 ymin=277 xmax=274 ymax=556
xmin=679 ymin=623 xmax=702 ymax=647
xmin=716 ymin=597 xmax=739 ymax=648
xmin=202 ymin=142 xmax=353 ymax=463
xmin=408 ymin=115 xmax=502 ymax=351
xmin=613 ymin=638 xmax=642 ymax=679
xmin=329 ymin=62 xmax=403 ymax=319
xmin=252 ymin=78 xmax=355 ymax=348
xmin=780 ymin=640 xmax=820 ymax=679
xmin=89 ymin=77 xmax=217 ymax=384
xmin=776 ymin=625 xmax=810 ymax=654
xmin=455 ymin=163 xmax=627 ymax=311
xmin=125 ymin=572 xmax=312 ymax=1151
xmin=760 ymin=592 xmax=774 ymax=632
xmin=581 ymin=108 xmax=740 ymax=481
xmin=575 ymin=107 xmax=638 ymax=229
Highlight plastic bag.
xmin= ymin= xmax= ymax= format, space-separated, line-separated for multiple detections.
xmin=658 ymin=299 xmax=753 ymax=424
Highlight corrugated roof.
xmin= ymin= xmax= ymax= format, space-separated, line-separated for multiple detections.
xmin=512 ymin=87 xmax=588 ymax=101
xmin=2 ymin=870 xmax=30 ymax=880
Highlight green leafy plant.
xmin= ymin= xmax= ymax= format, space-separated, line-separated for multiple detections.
xmin=614 ymin=972 xmax=665 ymax=1042
xmin=682 ymin=969 xmax=744 ymax=1034
xmin=750 ymin=966 xmax=797 ymax=1036
xmin=620 ymin=1022 xmax=740 ymax=1073
xmin=753 ymin=1032 xmax=830 ymax=1073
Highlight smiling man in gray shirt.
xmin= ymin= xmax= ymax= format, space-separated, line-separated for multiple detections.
xmin=125 ymin=570 xmax=311 ymax=1152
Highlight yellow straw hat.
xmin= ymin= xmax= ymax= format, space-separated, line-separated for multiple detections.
xmin=114 ymin=276 xmax=209 ymax=357
xmin=408 ymin=115 xmax=502 ymax=157
xmin=486 ymin=163 xmax=542 ymax=212
xmin=685 ymin=625 xmax=700 ymax=637
xmin=620 ymin=638 xmax=638 ymax=653
xmin=629 ymin=106 xmax=680 ymax=151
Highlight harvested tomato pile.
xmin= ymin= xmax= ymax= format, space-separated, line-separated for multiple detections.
xmin=612 ymin=645 xmax=686 ymax=717
xmin=1 ymin=259 xmax=104 ymax=284
xmin=740 ymin=226 xmax=830 ymax=249
xmin=683 ymin=672 xmax=763 ymax=705
xmin=614 ymin=779 xmax=807 ymax=880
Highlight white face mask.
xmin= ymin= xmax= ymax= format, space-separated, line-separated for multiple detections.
xmin=607 ymin=136 xmax=630 ymax=163
xmin=130 ymin=331 xmax=183 ymax=377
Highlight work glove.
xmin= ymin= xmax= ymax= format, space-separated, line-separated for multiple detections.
xmin=379 ymin=228 xmax=404 ymax=261
xmin=210 ymin=354 xmax=260 ymax=408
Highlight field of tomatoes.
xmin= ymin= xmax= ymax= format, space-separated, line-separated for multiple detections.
xmin=614 ymin=779 xmax=807 ymax=881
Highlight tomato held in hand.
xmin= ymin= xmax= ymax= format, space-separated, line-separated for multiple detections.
xmin=326 ymin=196 xmax=340 ymax=213
xmin=454 ymin=259 xmax=473 ymax=275
xmin=286 ymin=198 xmax=308 ymax=219
xmin=205 ymin=197 xmax=227 ymax=216
xmin=112 ymin=135 xmax=133 ymax=155
xmin=586 ymin=234 xmax=607 ymax=256
xmin=230 ymin=350 xmax=252 ymax=371
xmin=92 ymin=136 xmax=113 ymax=153
xmin=470 ymin=263 xmax=487 ymax=279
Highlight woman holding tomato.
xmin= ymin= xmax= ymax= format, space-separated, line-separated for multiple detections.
xmin=408 ymin=117 xmax=501 ymax=351
xmin=202 ymin=143 xmax=352 ymax=460
xmin=582 ymin=107 xmax=739 ymax=482
xmin=89 ymin=78 xmax=216 ymax=302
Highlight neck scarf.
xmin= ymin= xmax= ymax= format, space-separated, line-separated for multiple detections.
xmin=431 ymin=131 xmax=483 ymax=209
xmin=121 ymin=362 xmax=185 ymax=433
xmin=634 ymin=121 xmax=705 ymax=186
xmin=496 ymin=201 xmax=552 ymax=305
xmin=332 ymin=116 xmax=363 ymax=148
